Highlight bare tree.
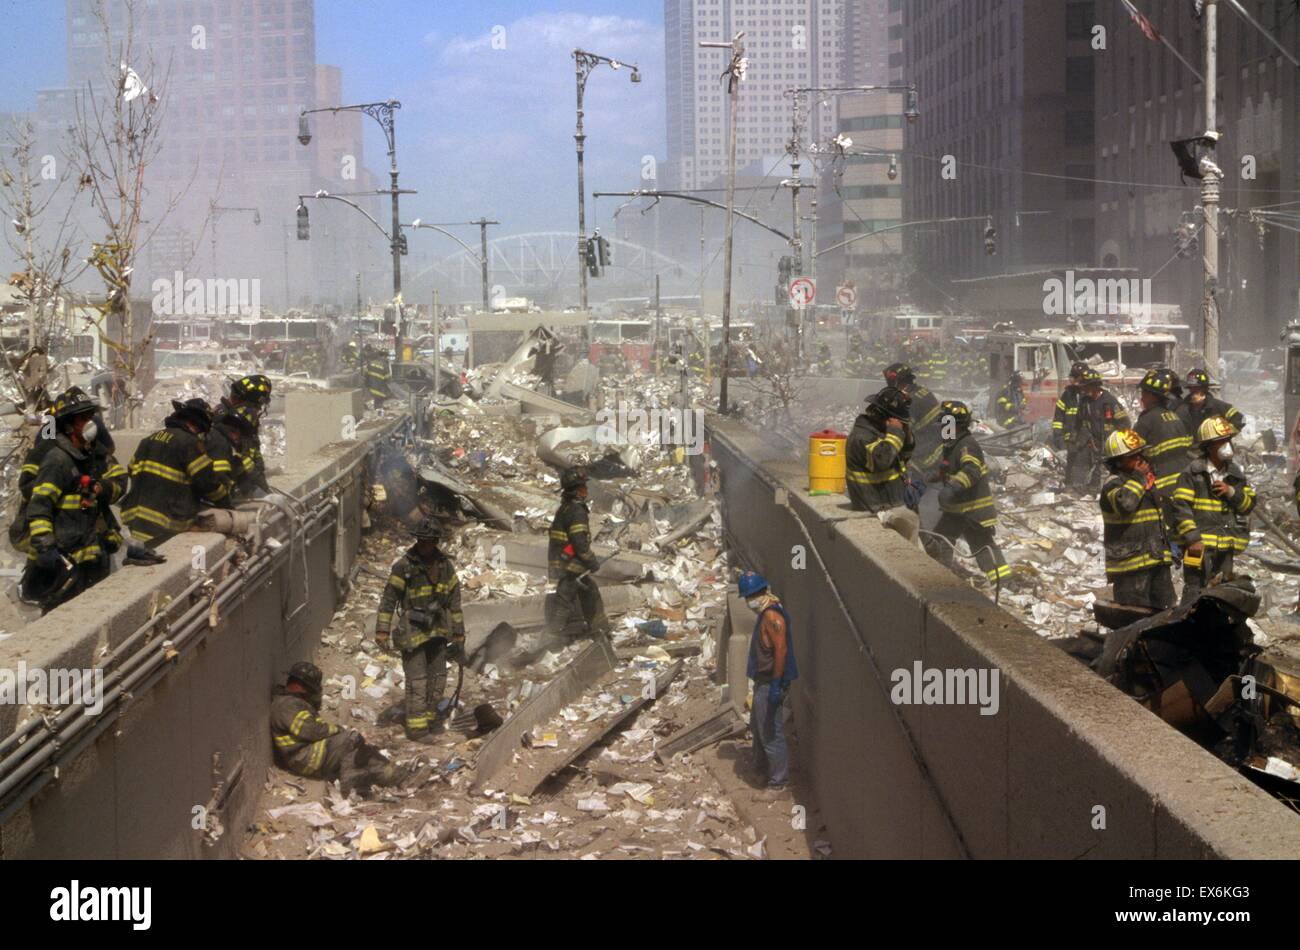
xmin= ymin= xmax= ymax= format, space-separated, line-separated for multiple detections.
xmin=0 ymin=119 xmax=89 ymax=409
xmin=67 ymin=0 xmax=188 ymax=427
xmin=737 ymin=339 xmax=807 ymax=433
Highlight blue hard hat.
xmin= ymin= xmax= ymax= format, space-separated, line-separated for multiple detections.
xmin=738 ymin=571 xmax=769 ymax=598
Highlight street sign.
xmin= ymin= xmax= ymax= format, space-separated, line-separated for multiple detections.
xmin=788 ymin=276 xmax=816 ymax=309
xmin=836 ymin=283 xmax=857 ymax=310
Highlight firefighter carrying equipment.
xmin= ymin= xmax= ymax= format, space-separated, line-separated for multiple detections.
xmin=549 ymin=489 xmax=600 ymax=579
xmin=375 ymin=545 xmax=465 ymax=653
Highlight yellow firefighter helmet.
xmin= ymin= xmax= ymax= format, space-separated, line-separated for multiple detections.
xmin=1102 ymin=429 xmax=1146 ymax=462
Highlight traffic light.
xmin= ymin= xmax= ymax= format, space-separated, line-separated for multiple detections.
xmin=776 ymin=255 xmax=794 ymax=305
xmin=598 ymin=235 xmax=611 ymax=268
xmin=585 ymin=237 xmax=600 ymax=277
xmin=397 ymin=233 xmax=409 ymax=256
xmin=983 ymin=220 xmax=997 ymax=256
xmin=296 ymin=203 xmax=309 ymax=240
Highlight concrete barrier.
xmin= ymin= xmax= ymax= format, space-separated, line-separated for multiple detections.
xmin=0 ymin=407 xmax=404 ymax=860
xmin=706 ymin=414 xmax=1300 ymax=859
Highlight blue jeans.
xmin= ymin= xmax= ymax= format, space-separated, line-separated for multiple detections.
xmin=751 ymin=681 xmax=789 ymax=786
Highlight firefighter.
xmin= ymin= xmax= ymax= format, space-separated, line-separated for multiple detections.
xmin=1170 ymin=417 xmax=1256 ymax=606
xmin=816 ymin=342 xmax=833 ymax=375
xmin=1177 ymin=368 xmax=1246 ymax=435
xmin=738 ymin=571 xmax=798 ymax=791
xmin=1052 ymin=362 xmax=1088 ymax=452
xmin=846 ymin=386 xmax=914 ymax=513
xmin=206 ymin=404 xmax=265 ymax=502
xmin=20 ymin=389 xmax=129 ymax=613
xmin=223 ymin=374 xmax=272 ymax=495
xmin=1069 ymin=368 xmax=1131 ymax=491
xmin=374 ymin=518 xmax=466 ymax=744
xmin=1099 ymin=430 xmax=1175 ymax=610
xmin=120 ymin=398 xmax=232 ymax=548
xmin=363 ymin=346 xmax=392 ymax=406
xmin=1133 ymin=369 xmax=1193 ymax=500
xmin=270 ymin=662 xmax=404 ymax=795
xmin=546 ymin=467 xmax=611 ymax=642
xmin=994 ymin=372 xmax=1026 ymax=429
xmin=924 ymin=348 xmax=950 ymax=387
xmin=927 ymin=401 xmax=1011 ymax=588
xmin=885 ymin=363 xmax=942 ymax=476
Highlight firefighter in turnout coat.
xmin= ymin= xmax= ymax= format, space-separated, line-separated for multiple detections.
xmin=846 ymin=386 xmax=914 ymax=513
xmin=928 ymin=401 xmax=1011 ymax=587
xmin=270 ymin=662 xmax=403 ymax=795
xmin=120 ymin=399 xmax=231 ymax=548
xmin=1170 ymin=417 xmax=1257 ymax=606
xmin=20 ymin=389 xmax=129 ymax=613
xmin=375 ymin=518 xmax=466 ymax=744
xmin=546 ymin=467 xmax=611 ymax=642
xmin=1098 ymin=429 xmax=1175 ymax=610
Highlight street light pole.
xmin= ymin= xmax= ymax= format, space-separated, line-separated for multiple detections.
xmin=573 ymin=49 xmax=642 ymax=312
xmin=1201 ymin=0 xmax=1222 ymax=370
xmin=298 ymin=100 xmax=405 ymax=348
xmin=476 ymin=218 xmax=493 ymax=313
xmin=701 ymin=32 xmax=746 ymax=414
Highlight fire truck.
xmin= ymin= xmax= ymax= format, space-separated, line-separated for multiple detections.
xmin=589 ymin=319 xmax=654 ymax=371
xmin=985 ymin=326 xmax=1181 ymax=424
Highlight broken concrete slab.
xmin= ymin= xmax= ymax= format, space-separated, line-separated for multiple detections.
xmin=472 ymin=636 xmax=620 ymax=792
xmin=497 ymin=382 xmax=596 ymax=424
xmin=511 ymin=660 xmax=683 ymax=797
xmin=475 ymin=533 xmax=658 ymax=582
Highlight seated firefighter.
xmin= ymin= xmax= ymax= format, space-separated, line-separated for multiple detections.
xmin=120 ymin=398 xmax=231 ymax=548
xmin=546 ymin=467 xmax=611 ymax=642
xmin=270 ymin=662 xmax=403 ymax=795
xmin=375 ymin=519 xmax=466 ymax=745
xmin=19 ymin=388 xmax=130 ymax=614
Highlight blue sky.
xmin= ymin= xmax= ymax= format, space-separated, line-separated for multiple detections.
xmin=0 ymin=0 xmax=667 ymax=234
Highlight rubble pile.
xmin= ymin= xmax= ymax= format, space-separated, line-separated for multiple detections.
xmin=243 ymin=370 xmax=817 ymax=860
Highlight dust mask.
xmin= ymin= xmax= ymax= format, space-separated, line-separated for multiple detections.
xmin=746 ymin=597 xmax=764 ymax=611
xmin=1216 ymin=442 xmax=1233 ymax=463
xmin=81 ymin=420 xmax=99 ymax=444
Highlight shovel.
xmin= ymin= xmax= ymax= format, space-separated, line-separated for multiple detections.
xmin=437 ymin=622 xmax=518 ymax=733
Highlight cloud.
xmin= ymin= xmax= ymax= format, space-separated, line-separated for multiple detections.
xmin=399 ymin=11 xmax=665 ymax=234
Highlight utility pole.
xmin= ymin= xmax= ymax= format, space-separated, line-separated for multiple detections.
xmin=698 ymin=207 xmax=706 ymax=317
xmin=654 ymin=273 xmax=662 ymax=377
xmin=475 ymin=218 xmax=493 ymax=313
xmin=433 ymin=288 xmax=441 ymax=409
xmin=701 ymin=32 xmax=746 ymax=414
xmin=1201 ymin=0 xmax=1222 ymax=371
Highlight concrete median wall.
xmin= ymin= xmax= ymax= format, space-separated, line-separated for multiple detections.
xmin=706 ymin=415 xmax=1300 ymax=859
xmin=0 ymin=409 xmax=403 ymax=860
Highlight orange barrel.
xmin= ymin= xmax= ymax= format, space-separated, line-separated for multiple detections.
xmin=809 ymin=429 xmax=847 ymax=493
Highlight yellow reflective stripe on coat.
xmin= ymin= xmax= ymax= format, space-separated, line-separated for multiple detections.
xmin=121 ymin=506 xmax=193 ymax=533
xmin=131 ymin=459 xmax=189 ymax=484
xmin=1106 ymin=552 xmax=1172 ymax=575
xmin=848 ymin=467 xmax=902 ymax=485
